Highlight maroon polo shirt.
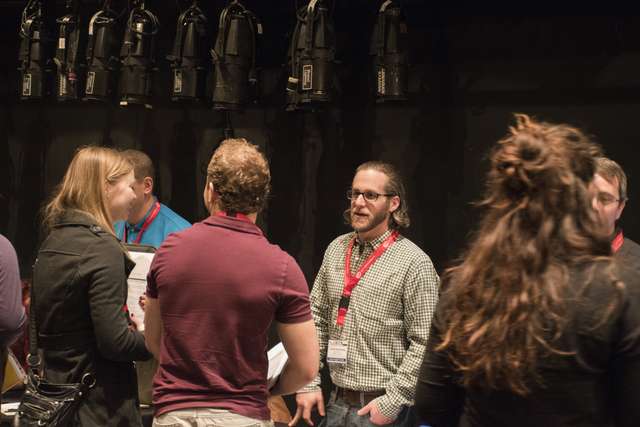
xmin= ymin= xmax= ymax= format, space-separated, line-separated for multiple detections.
xmin=146 ymin=214 xmax=312 ymax=420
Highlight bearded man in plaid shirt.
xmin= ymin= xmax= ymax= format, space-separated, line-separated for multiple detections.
xmin=291 ymin=161 xmax=440 ymax=427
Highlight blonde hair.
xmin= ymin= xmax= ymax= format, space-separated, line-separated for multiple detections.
xmin=44 ymin=146 xmax=133 ymax=235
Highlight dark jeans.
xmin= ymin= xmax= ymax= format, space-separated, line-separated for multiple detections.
xmin=319 ymin=392 xmax=415 ymax=427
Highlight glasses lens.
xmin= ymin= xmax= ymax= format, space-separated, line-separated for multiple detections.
xmin=363 ymin=191 xmax=378 ymax=201
xmin=597 ymin=193 xmax=617 ymax=205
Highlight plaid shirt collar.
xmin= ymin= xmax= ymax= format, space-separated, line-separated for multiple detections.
xmin=354 ymin=228 xmax=394 ymax=251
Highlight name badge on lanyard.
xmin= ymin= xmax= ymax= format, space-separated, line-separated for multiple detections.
xmin=327 ymin=340 xmax=348 ymax=365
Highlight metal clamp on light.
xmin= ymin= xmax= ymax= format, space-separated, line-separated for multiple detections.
xmin=54 ymin=0 xmax=87 ymax=101
xmin=370 ymin=0 xmax=408 ymax=102
xmin=18 ymin=0 xmax=54 ymax=101
xmin=286 ymin=0 xmax=336 ymax=112
xmin=118 ymin=0 xmax=159 ymax=109
xmin=211 ymin=0 xmax=262 ymax=111
xmin=84 ymin=0 xmax=121 ymax=102
xmin=168 ymin=0 xmax=209 ymax=103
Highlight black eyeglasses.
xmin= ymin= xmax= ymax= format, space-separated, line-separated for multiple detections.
xmin=595 ymin=192 xmax=625 ymax=206
xmin=346 ymin=189 xmax=395 ymax=202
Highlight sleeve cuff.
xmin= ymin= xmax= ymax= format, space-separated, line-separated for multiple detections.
xmin=375 ymin=394 xmax=403 ymax=420
xmin=297 ymin=374 xmax=322 ymax=393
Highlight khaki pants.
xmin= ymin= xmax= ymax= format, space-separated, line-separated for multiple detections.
xmin=153 ymin=408 xmax=274 ymax=427
xmin=136 ymin=357 xmax=159 ymax=405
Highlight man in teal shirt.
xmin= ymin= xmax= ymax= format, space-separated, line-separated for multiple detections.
xmin=115 ymin=149 xmax=191 ymax=248
xmin=114 ymin=149 xmax=191 ymax=407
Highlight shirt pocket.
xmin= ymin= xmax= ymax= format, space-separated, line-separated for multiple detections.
xmin=354 ymin=283 xmax=405 ymax=347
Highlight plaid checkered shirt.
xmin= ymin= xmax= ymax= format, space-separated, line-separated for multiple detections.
xmin=300 ymin=229 xmax=440 ymax=419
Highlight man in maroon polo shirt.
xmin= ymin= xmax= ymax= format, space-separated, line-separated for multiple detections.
xmin=144 ymin=138 xmax=319 ymax=426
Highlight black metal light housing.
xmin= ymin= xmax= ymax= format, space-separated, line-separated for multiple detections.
xmin=84 ymin=0 xmax=121 ymax=103
xmin=54 ymin=0 xmax=87 ymax=101
xmin=286 ymin=0 xmax=336 ymax=112
xmin=370 ymin=0 xmax=408 ymax=103
xmin=118 ymin=0 xmax=159 ymax=108
xmin=18 ymin=0 xmax=54 ymax=100
xmin=211 ymin=0 xmax=261 ymax=111
xmin=168 ymin=0 xmax=209 ymax=103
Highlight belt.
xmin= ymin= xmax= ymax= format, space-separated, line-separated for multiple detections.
xmin=334 ymin=387 xmax=385 ymax=406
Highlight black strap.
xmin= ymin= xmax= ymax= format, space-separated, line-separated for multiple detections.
xmin=0 ymin=345 xmax=7 ymax=403
xmin=27 ymin=264 xmax=40 ymax=376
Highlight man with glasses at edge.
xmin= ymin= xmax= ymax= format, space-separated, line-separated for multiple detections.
xmin=593 ymin=157 xmax=640 ymax=268
xmin=291 ymin=161 xmax=439 ymax=427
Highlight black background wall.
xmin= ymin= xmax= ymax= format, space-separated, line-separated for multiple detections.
xmin=2 ymin=0 xmax=640 ymax=284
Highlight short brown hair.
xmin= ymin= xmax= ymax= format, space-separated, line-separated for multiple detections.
xmin=206 ymin=138 xmax=271 ymax=214
xmin=122 ymin=149 xmax=155 ymax=182
xmin=595 ymin=157 xmax=628 ymax=201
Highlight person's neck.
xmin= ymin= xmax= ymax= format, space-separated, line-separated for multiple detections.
xmin=356 ymin=225 xmax=389 ymax=243
xmin=129 ymin=195 xmax=155 ymax=225
xmin=610 ymin=227 xmax=621 ymax=241
xmin=211 ymin=206 xmax=257 ymax=224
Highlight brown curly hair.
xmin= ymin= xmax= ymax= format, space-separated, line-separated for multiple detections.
xmin=437 ymin=114 xmax=619 ymax=395
xmin=206 ymin=138 xmax=271 ymax=214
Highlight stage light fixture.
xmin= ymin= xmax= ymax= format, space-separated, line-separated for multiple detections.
xmin=286 ymin=0 xmax=336 ymax=112
xmin=84 ymin=0 xmax=121 ymax=102
xmin=118 ymin=0 xmax=159 ymax=108
xmin=168 ymin=0 xmax=209 ymax=103
xmin=370 ymin=0 xmax=408 ymax=102
xmin=18 ymin=0 xmax=54 ymax=100
xmin=211 ymin=0 xmax=262 ymax=111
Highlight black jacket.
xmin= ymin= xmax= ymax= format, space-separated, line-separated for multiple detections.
xmin=415 ymin=261 xmax=640 ymax=427
xmin=616 ymin=236 xmax=640 ymax=275
xmin=33 ymin=210 xmax=151 ymax=426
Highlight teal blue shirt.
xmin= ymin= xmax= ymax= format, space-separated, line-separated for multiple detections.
xmin=115 ymin=198 xmax=191 ymax=248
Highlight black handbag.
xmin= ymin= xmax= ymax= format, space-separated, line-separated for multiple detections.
xmin=13 ymin=274 xmax=95 ymax=427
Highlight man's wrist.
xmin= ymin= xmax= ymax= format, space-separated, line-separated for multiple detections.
xmin=297 ymin=384 xmax=321 ymax=394
xmin=374 ymin=395 xmax=401 ymax=420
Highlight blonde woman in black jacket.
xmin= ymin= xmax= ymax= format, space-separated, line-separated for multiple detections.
xmin=33 ymin=146 xmax=151 ymax=426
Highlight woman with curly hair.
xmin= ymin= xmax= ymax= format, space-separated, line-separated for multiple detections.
xmin=415 ymin=115 xmax=640 ymax=427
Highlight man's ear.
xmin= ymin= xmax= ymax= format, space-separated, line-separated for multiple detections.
xmin=204 ymin=181 xmax=218 ymax=210
xmin=616 ymin=199 xmax=627 ymax=221
xmin=143 ymin=177 xmax=153 ymax=195
xmin=389 ymin=195 xmax=400 ymax=214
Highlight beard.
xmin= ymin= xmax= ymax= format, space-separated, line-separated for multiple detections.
xmin=350 ymin=206 xmax=389 ymax=235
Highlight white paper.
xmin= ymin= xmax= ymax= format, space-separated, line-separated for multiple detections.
xmin=0 ymin=402 xmax=20 ymax=415
xmin=2 ymin=350 xmax=26 ymax=393
xmin=267 ymin=342 xmax=288 ymax=389
xmin=126 ymin=250 xmax=155 ymax=331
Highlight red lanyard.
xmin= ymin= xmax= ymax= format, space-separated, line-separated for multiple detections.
xmin=612 ymin=230 xmax=624 ymax=253
xmin=123 ymin=201 xmax=161 ymax=244
xmin=215 ymin=211 xmax=252 ymax=223
xmin=336 ymin=230 xmax=399 ymax=327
